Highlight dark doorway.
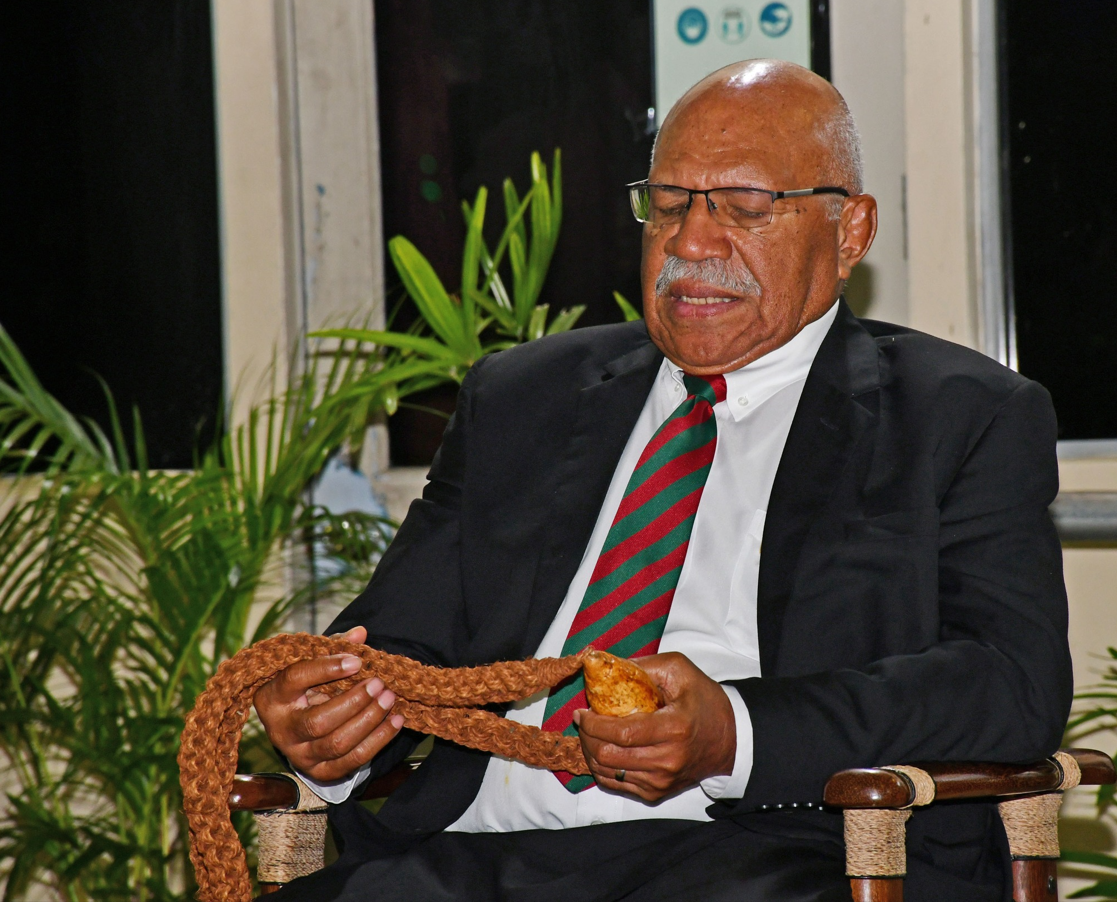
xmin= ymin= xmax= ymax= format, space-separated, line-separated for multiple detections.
xmin=0 ymin=1 xmax=223 ymax=469
xmin=374 ymin=0 xmax=657 ymax=464
xmin=1002 ymin=1 xmax=1117 ymax=440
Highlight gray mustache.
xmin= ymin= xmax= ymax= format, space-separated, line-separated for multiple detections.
xmin=654 ymin=256 xmax=761 ymax=297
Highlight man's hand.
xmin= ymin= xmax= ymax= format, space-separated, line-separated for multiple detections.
xmin=574 ymin=652 xmax=735 ymax=802
xmin=253 ymin=626 xmax=404 ymax=783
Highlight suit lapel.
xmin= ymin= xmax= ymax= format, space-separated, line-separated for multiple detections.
xmin=520 ymin=340 xmax=663 ymax=657
xmin=757 ymin=301 xmax=881 ymax=674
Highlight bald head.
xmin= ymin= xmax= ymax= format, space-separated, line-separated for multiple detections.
xmin=654 ymin=60 xmax=863 ymax=197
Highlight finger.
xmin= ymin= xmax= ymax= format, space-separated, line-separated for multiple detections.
xmin=580 ymin=729 xmax=676 ymax=775
xmin=316 ymin=710 xmax=406 ymax=781
xmin=288 ymin=678 xmax=387 ymax=744
xmin=301 ymin=684 xmax=397 ymax=763
xmin=584 ymin=740 xmax=687 ymax=802
xmin=262 ymin=654 xmax=365 ymax=705
xmin=575 ymin=708 xmax=677 ymax=749
xmin=301 ymin=705 xmax=405 ymax=782
xmin=588 ymin=762 xmax=660 ymax=801
xmin=630 ymin=653 xmax=690 ymax=700
xmin=329 ymin=625 xmax=368 ymax=646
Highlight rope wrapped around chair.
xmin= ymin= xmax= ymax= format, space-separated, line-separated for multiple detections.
xmin=178 ymin=633 xmax=591 ymax=902
xmin=997 ymin=749 xmax=1083 ymax=859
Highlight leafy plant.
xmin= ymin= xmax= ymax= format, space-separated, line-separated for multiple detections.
xmin=0 ymin=333 xmax=423 ymax=901
xmin=613 ymin=291 xmax=642 ymax=323
xmin=317 ymin=150 xmax=584 ymax=375
xmin=1062 ymin=648 xmax=1117 ymax=898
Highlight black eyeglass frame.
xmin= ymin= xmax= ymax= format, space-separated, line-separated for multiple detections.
xmin=626 ymin=180 xmax=851 ymax=229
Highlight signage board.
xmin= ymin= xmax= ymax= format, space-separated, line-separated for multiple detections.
xmin=653 ymin=0 xmax=816 ymax=125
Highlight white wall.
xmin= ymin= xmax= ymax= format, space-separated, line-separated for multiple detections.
xmin=211 ymin=0 xmax=292 ymax=418
xmin=830 ymin=0 xmax=909 ymax=326
xmin=211 ymin=0 xmax=385 ymax=419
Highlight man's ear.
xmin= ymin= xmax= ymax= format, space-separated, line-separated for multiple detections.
xmin=836 ymin=194 xmax=878 ymax=281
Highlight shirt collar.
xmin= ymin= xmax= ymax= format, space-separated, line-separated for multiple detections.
xmin=663 ymin=300 xmax=839 ymax=422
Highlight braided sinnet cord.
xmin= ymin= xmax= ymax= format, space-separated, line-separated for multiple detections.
xmin=178 ymin=633 xmax=590 ymax=902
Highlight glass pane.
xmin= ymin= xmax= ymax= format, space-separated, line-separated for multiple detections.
xmin=1004 ymin=0 xmax=1117 ymax=439
xmin=712 ymin=189 xmax=772 ymax=226
xmin=1 ymin=1 xmax=223 ymax=468
xmin=647 ymin=186 xmax=693 ymax=221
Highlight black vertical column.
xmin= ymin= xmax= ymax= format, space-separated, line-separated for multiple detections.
xmin=0 ymin=1 xmax=223 ymax=468
xmin=1003 ymin=1 xmax=1117 ymax=439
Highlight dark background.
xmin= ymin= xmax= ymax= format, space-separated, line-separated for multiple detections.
xmin=375 ymin=0 xmax=656 ymax=333
xmin=375 ymin=0 xmax=657 ymax=463
xmin=374 ymin=0 xmax=830 ymax=462
xmin=0 ymin=1 xmax=222 ymax=469
xmin=1003 ymin=0 xmax=1117 ymax=440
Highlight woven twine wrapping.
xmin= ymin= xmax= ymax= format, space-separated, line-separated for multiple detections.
xmin=841 ymin=764 xmax=935 ymax=878
xmin=998 ymin=793 xmax=1064 ymax=858
xmin=1054 ymin=750 xmax=1083 ymax=792
xmin=996 ymin=751 xmax=1082 ymax=859
xmin=843 ymin=808 xmax=912 ymax=877
xmin=880 ymin=765 xmax=936 ymax=808
xmin=254 ymin=774 xmax=327 ymax=884
xmin=178 ymin=633 xmax=591 ymax=902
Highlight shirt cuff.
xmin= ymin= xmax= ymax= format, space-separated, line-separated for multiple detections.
xmin=699 ymin=685 xmax=753 ymax=800
xmin=295 ymin=761 xmax=371 ymax=804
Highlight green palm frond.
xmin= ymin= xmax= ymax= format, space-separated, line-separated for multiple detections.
xmin=0 ymin=323 xmax=398 ymax=900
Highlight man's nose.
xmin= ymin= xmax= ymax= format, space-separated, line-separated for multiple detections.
xmin=664 ymin=194 xmax=733 ymax=261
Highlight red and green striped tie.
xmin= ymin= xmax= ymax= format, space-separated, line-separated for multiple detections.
xmin=542 ymin=372 xmax=727 ymax=791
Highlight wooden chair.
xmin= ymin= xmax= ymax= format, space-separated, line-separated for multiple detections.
xmin=227 ymin=747 xmax=1114 ymax=900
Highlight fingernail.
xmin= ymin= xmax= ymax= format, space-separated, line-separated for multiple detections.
xmin=363 ymin=678 xmax=384 ymax=697
xmin=573 ymin=710 xmax=583 ymax=726
xmin=377 ymin=689 xmax=396 ymax=709
xmin=340 ymin=655 xmax=361 ymax=674
xmin=390 ymin=714 xmax=404 ymax=729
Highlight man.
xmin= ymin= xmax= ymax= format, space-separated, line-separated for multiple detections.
xmin=256 ymin=60 xmax=1071 ymax=900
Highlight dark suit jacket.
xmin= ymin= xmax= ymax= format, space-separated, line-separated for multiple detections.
xmin=328 ymin=300 xmax=1072 ymax=886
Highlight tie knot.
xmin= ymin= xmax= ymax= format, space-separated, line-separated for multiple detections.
xmin=681 ymin=373 xmax=727 ymax=407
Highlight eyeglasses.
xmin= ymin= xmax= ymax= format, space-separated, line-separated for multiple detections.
xmin=627 ymin=181 xmax=850 ymax=229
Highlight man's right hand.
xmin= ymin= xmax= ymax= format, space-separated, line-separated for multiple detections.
xmin=253 ymin=626 xmax=405 ymax=782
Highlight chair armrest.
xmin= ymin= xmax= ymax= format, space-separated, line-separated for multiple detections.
xmin=229 ymin=773 xmax=301 ymax=812
xmin=228 ymin=760 xmax=420 ymax=813
xmin=226 ymin=761 xmax=420 ymax=893
xmin=822 ymin=747 xmax=1114 ymax=809
xmin=823 ymin=749 xmax=1116 ymax=901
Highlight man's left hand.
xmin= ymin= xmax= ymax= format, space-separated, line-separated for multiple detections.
xmin=574 ymin=651 xmax=736 ymax=801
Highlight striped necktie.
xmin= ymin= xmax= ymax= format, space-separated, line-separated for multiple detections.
xmin=542 ymin=372 xmax=727 ymax=791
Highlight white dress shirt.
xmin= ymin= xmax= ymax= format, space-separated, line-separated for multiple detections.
xmin=304 ymin=302 xmax=838 ymax=828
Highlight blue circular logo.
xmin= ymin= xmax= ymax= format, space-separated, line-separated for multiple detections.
xmin=677 ymin=7 xmax=709 ymax=44
xmin=759 ymin=2 xmax=792 ymax=37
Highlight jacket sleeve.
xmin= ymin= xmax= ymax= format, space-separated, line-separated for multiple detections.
xmin=726 ymin=379 xmax=1072 ymax=810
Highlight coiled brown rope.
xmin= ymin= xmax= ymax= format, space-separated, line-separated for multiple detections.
xmin=178 ymin=633 xmax=591 ymax=902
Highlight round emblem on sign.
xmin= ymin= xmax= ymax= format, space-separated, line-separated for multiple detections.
xmin=719 ymin=7 xmax=750 ymax=44
xmin=759 ymin=2 xmax=793 ymax=38
xmin=677 ymin=7 xmax=709 ymax=44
